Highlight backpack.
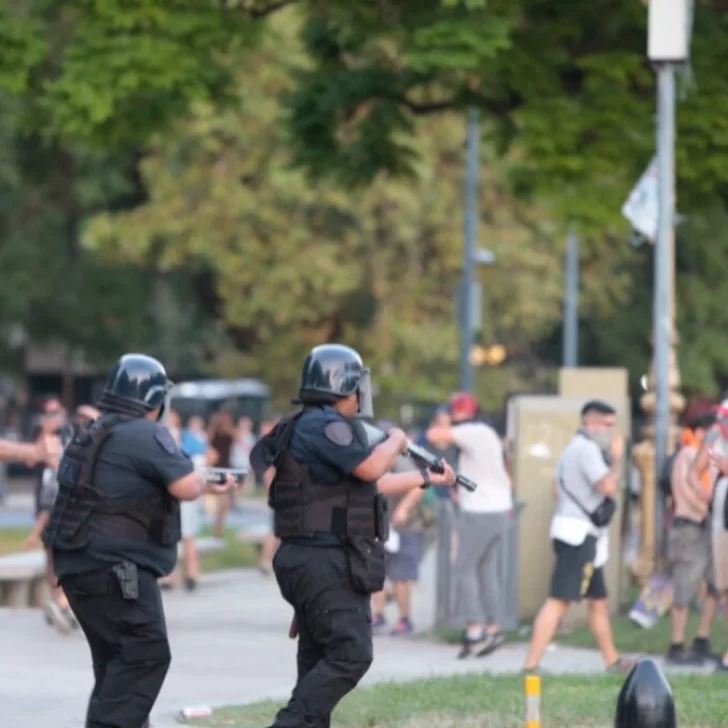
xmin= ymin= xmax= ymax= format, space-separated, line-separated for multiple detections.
xmin=658 ymin=447 xmax=680 ymax=498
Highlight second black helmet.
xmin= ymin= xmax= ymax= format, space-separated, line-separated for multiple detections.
xmin=298 ymin=344 xmax=373 ymax=417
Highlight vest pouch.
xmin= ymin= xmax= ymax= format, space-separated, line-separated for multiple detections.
xmin=270 ymin=480 xmax=309 ymax=538
xmin=345 ymin=536 xmax=385 ymax=595
xmin=46 ymin=484 xmax=98 ymax=551
xmin=374 ymin=494 xmax=389 ymax=542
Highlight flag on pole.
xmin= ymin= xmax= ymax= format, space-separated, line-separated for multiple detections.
xmin=622 ymin=158 xmax=659 ymax=242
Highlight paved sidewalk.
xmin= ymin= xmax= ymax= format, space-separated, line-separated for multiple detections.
xmin=0 ymin=529 xmax=710 ymax=728
xmin=0 ymin=562 xmax=609 ymax=728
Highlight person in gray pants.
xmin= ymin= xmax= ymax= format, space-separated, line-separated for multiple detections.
xmin=427 ymin=392 xmax=513 ymax=657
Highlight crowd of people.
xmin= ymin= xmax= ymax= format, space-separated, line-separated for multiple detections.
xmin=14 ymin=383 xmax=728 ymax=672
xmin=3 ymin=387 xmax=519 ymax=653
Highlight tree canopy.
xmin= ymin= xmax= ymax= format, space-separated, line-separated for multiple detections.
xmin=83 ymin=9 xmax=640 ymax=407
xmin=1 ymin=0 xmax=728 ymax=409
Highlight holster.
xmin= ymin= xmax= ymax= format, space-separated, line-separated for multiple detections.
xmin=112 ymin=561 xmax=139 ymax=600
xmin=345 ymin=537 xmax=386 ymax=595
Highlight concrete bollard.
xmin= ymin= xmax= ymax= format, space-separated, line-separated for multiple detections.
xmin=615 ymin=658 xmax=677 ymax=728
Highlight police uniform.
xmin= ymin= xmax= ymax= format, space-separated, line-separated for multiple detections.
xmin=44 ymin=354 xmax=192 ymax=728
xmin=254 ymin=344 xmax=385 ymax=728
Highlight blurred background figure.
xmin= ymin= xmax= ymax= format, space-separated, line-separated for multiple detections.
xmin=417 ymin=407 xmax=459 ymax=529
xmin=23 ymin=396 xmax=75 ymax=632
xmin=232 ymin=415 xmax=257 ymax=496
xmin=372 ymin=466 xmax=425 ymax=636
xmin=163 ymin=409 xmax=203 ymax=591
xmin=29 ymin=397 xmax=66 ymax=524
xmin=182 ymin=415 xmax=209 ymax=463
xmin=428 ymin=392 xmax=512 ymax=657
xmin=73 ymin=404 xmax=100 ymax=429
xmin=418 ymin=407 xmax=460 ymax=621
xmin=665 ymin=411 xmax=718 ymax=666
xmin=208 ymin=410 xmax=237 ymax=536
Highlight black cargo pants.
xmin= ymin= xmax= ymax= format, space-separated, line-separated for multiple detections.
xmin=61 ymin=567 xmax=171 ymax=728
xmin=272 ymin=541 xmax=374 ymax=728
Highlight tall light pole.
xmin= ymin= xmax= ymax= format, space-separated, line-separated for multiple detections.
xmin=562 ymin=232 xmax=580 ymax=368
xmin=648 ymin=0 xmax=690 ymax=560
xmin=459 ymin=108 xmax=495 ymax=393
xmin=460 ymin=108 xmax=479 ymax=393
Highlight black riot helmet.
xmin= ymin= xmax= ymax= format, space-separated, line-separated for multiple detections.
xmin=98 ymin=353 xmax=173 ymax=420
xmin=297 ymin=344 xmax=373 ymax=418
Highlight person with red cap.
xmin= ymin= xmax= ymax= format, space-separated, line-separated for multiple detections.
xmin=427 ymin=391 xmax=513 ymax=657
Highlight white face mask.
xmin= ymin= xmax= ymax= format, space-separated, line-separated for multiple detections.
xmin=590 ymin=429 xmax=614 ymax=450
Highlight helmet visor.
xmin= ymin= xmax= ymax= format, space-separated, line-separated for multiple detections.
xmin=356 ymin=369 xmax=373 ymax=419
xmin=157 ymin=379 xmax=176 ymax=425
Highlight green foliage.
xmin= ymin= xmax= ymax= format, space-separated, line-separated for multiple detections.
xmin=0 ymin=0 xmax=260 ymax=148
xmin=3 ymin=0 xmax=728 ymax=405
xmin=84 ymin=10 xmax=640 ymax=406
xmin=282 ymin=2 xmax=728 ymax=230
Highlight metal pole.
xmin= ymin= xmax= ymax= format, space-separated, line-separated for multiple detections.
xmin=562 ymin=232 xmax=580 ymax=368
xmin=653 ymin=63 xmax=676 ymax=550
xmin=459 ymin=107 xmax=479 ymax=393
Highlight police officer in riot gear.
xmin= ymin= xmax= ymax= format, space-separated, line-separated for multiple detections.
xmin=43 ymin=353 xmax=237 ymax=728
xmin=253 ymin=344 xmax=455 ymax=728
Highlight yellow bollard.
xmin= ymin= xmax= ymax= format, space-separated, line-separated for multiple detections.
xmin=525 ymin=674 xmax=541 ymax=728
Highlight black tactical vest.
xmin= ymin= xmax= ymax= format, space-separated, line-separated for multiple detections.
xmin=268 ymin=413 xmax=388 ymax=543
xmin=43 ymin=414 xmax=181 ymax=552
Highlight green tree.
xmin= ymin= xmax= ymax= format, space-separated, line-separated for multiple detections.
xmin=0 ymin=0 xmax=284 ymax=148
xmin=282 ymin=2 xmax=728 ymax=224
xmin=84 ymin=9 xmax=641 ymax=407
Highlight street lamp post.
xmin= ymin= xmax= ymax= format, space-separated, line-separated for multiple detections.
xmin=459 ymin=107 xmax=495 ymax=393
xmin=632 ymin=0 xmax=691 ymax=580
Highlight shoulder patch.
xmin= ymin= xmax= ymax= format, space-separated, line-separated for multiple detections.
xmin=154 ymin=429 xmax=179 ymax=455
xmin=325 ymin=421 xmax=355 ymax=447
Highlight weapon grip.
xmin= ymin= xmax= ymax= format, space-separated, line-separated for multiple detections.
xmin=206 ymin=472 xmax=226 ymax=485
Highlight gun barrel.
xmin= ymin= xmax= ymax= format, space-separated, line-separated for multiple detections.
xmin=358 ymin=419 xmax=477 ymax=492
xmin=205 ymin=467 xmax=249 ymax=484
xmin=455 ymin=475 xmax=477 ymax=492
xmin=405 ymin=442 xmax=443 ymax=473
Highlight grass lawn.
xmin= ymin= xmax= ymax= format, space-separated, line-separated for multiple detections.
xmin=555 ymin=605 xmax=727 ymax=657
xmin=198 ymin=527 xmax=258 ymax=572
xmin=187 ymin=673 xmax=728 ymax=728
xmin=0 ymin=527 xmax=28 ymax=555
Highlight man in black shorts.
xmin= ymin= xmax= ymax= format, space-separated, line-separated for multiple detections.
xmin=524 ymin=400 xmax=633 ymax=673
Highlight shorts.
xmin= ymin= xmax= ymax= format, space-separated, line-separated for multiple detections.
xmin=549 ymin=536 xmax=607 ymax=603
xmin=712 ymin=530 xmax=728 ymax=592
xmin=180 ymin=500 xmax=201 ymax=539
xmin=385 ymin=532 xmax=423 ymax=583
xmin=667 ymin=519 xmax=715 ymax=606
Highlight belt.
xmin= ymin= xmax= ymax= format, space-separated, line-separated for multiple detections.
xmin=672 ymin=516 xmax=707 ymax=529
